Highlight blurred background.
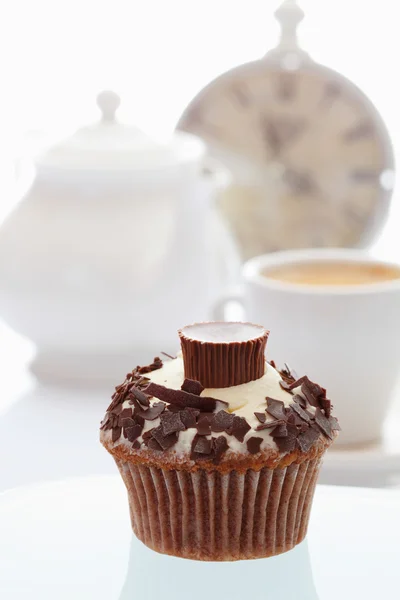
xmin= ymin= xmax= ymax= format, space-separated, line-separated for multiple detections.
xmin=1 ymin=0 xmax=400 ymax=492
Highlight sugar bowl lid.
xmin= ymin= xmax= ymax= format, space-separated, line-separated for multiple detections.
xmin=36 ymin=91 xmax=205 ymax=172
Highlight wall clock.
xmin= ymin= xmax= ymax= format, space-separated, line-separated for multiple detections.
xmin=176 ymin=0 xmax=395 ymax=260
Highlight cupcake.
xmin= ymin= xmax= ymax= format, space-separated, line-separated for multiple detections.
xmin=100 ymin=322 xmax=339 ymax=561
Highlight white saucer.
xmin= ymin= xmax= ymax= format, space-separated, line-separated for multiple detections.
xmin=0 ymin=475 xmax=398 ymax=600
xmin=320 ymin=417 xmax=400 ymax=487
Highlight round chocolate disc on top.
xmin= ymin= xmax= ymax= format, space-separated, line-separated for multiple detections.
xmin=179 ymin=322 xmax=269 ymax=388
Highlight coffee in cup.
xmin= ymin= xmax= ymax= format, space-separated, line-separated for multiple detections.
xmin=262 ymin=261 xmax=400 ymax=287
xmin=214 ymin=249 xmax=400 ymax=446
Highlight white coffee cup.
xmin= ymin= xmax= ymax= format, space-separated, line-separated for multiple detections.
xmin=215 ymin=248 xmax=400 ymax=446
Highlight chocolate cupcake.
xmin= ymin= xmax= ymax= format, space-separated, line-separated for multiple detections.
xmin=100 ymin=322 xmax=339 ymax=561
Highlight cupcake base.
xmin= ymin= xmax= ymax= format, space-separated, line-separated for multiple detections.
xmin=115 ymin=457 xmax=322 ymax=561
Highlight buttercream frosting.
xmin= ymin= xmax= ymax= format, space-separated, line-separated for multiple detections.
xmin=103 ymin=356 xmax=301 ymax=456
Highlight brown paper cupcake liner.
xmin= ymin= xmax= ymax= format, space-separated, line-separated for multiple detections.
xmin=115 ymin=456 xmax=322 ymax=561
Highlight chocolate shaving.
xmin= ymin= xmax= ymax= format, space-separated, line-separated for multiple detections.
xmin=211 ymin=410 xmax=234 ymax=433
xmin=118 ymin=407 xmax=133 ymax=421
xmin=254 ymin=412 xmax=266 ymax=424
xmin=111 ymin=403 xmax=124 ymax=415
xmin=100 ymin=415 xmax=110 ymax=430
xmin=199 ymin=411 xmax=215 ymax=419
xmin=142 ymin=430 xmax=153 ymax=444
xmin=294 ymin=416 xmax=307 ymax=429
xmin=305 ymin=409 xmax=316 ymax=421
xmin=112 ymin=427 xmax=122 ymax=443
xmin=109 ymin=414 xmax=119 ymax=429
xmin=190 ymin=434 xmax=206 ymax=460
xmin=106 ymin=396 xmax=122 ymax=413
xmin=181 ymin=378 xmax=204 ymax=396
xmin=132 ymin=440 xmax=141 ymax=450
xmin=270 ymin=422 xmax=288 ymax=438
xmin=279 ymin=379 xmax=293 ymax=393
xmin=136 ymin=401 xmax=166 ymax=421
xmin=125 ymin=424 xmax=143 ymax=443
xmin=145 ymin=382 xmax=227 ymax=412
xmin=266 ymin=398 xmax=287 ymax=421
xmin=135 ymin=376 xmax=151 ymax=389
xmin=274 ymin=434 xmax=297 ymax=453
xmin=268 ymin=359 xmax=276 ymax=368
xmin=148 ymin=438 xmax=163 ymax=451
xmin=160 ymin=411 xmax=186 ymax=436
xmin=138 ymin=357 xmax=163 ymax=374
xmin=287 ymin=421 xmax=299 ymax=435
xmin=151 ymin=426 xmax=178 ymax=450
xmin=330 ymin=416 xmax=341 ymax=431
xmin=213 ymin=436 xmax=229 ymax=463
xmin=285 ymin=412 xmax=305 ymax=430
xmin=121 ymin=418 xmax=136 ymax=432
xmin=193 ymin=436 xmax=212 ymax=454
xmin=293 ymin=393 xmax=307 ymax=409
xmin=291 ymin=402 xmax=311 ymax=422
xmin=321 ymin=397 xmax=332 ymax=417
xmin=135 ymin=414 xmax=145 ymax=427
xmin=161 ymin=351 xmax=176 ymax=360
xmin=315 ymin=408 xmax=333 ymax=439
xmin=280 ymin=363 xmax=298 ymax=383
xmin=296 ymin=427 xmax=320 ymax=452
xmin=301 ymin=378 xmax=325 ymax=407
xmin=197 ymin=415 xmax=211 ymax=436
xmin=286 ymin=375 xmax=308 ymax=390
xmin=298 ymin=422 xmax=309 ymax=433
xmin=190 ymin=434 xmax=200 ymax=458
xmin=166 ymin=404 xmax=181 ymax=413
xmin=247 ymin=436 xmax=263 ymax=454
xmin=256 ymin=419 xmax=285 ymax=431
xmin=231 ymin=416 xmax=251 ymax=442
xmin=132 ymin=386 xmax=150 ymax=407
xmin=273 ymin=422 xmax=298 ymax=453
xmin=117 ymin=414 xmax=128 ymax=427
xmin=180 ymin=408 xmax=199 ymax=429
xmin=301 ymin=384 xmax=318 ymax=407
xmin=284 ymin=363 xmax=298 ymax=380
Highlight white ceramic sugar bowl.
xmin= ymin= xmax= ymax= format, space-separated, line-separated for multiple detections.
xmin=0 ymin=92 xmax=239 ymax=384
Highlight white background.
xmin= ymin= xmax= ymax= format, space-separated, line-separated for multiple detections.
xmin=0 ymin=1 xmax=398 ymax=154
xmin=0 ymin=0 xmax=396 ymax=133
xmin=1 ymin=0 xmax=399 ymax=240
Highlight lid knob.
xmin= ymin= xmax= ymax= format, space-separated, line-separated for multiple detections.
xmin=274 ymin=0 xmax=304 ymax=52
xmin=96 ymin=90 xmax=121 ymax=122
xmin=179 ymin=322 xmax=269 ymax=388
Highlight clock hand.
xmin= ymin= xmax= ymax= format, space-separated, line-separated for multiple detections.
xmin=282 ymin=167 xmax=318 ymax=195
xmin=260 ymin=118 xmax=282 ymax=157
xmin=260 ymin=117 xmax=307 ymax=158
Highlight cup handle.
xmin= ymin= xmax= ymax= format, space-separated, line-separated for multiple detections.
xmin=211 ymin=286 xmax=245 ymax=321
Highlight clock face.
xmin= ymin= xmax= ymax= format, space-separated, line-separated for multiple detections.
xmin=177 ymin=64 xmax=394 ymax=260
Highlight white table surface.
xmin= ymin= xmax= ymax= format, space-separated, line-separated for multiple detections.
xmin=0 ymin=476 xmax=397 ymax=600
